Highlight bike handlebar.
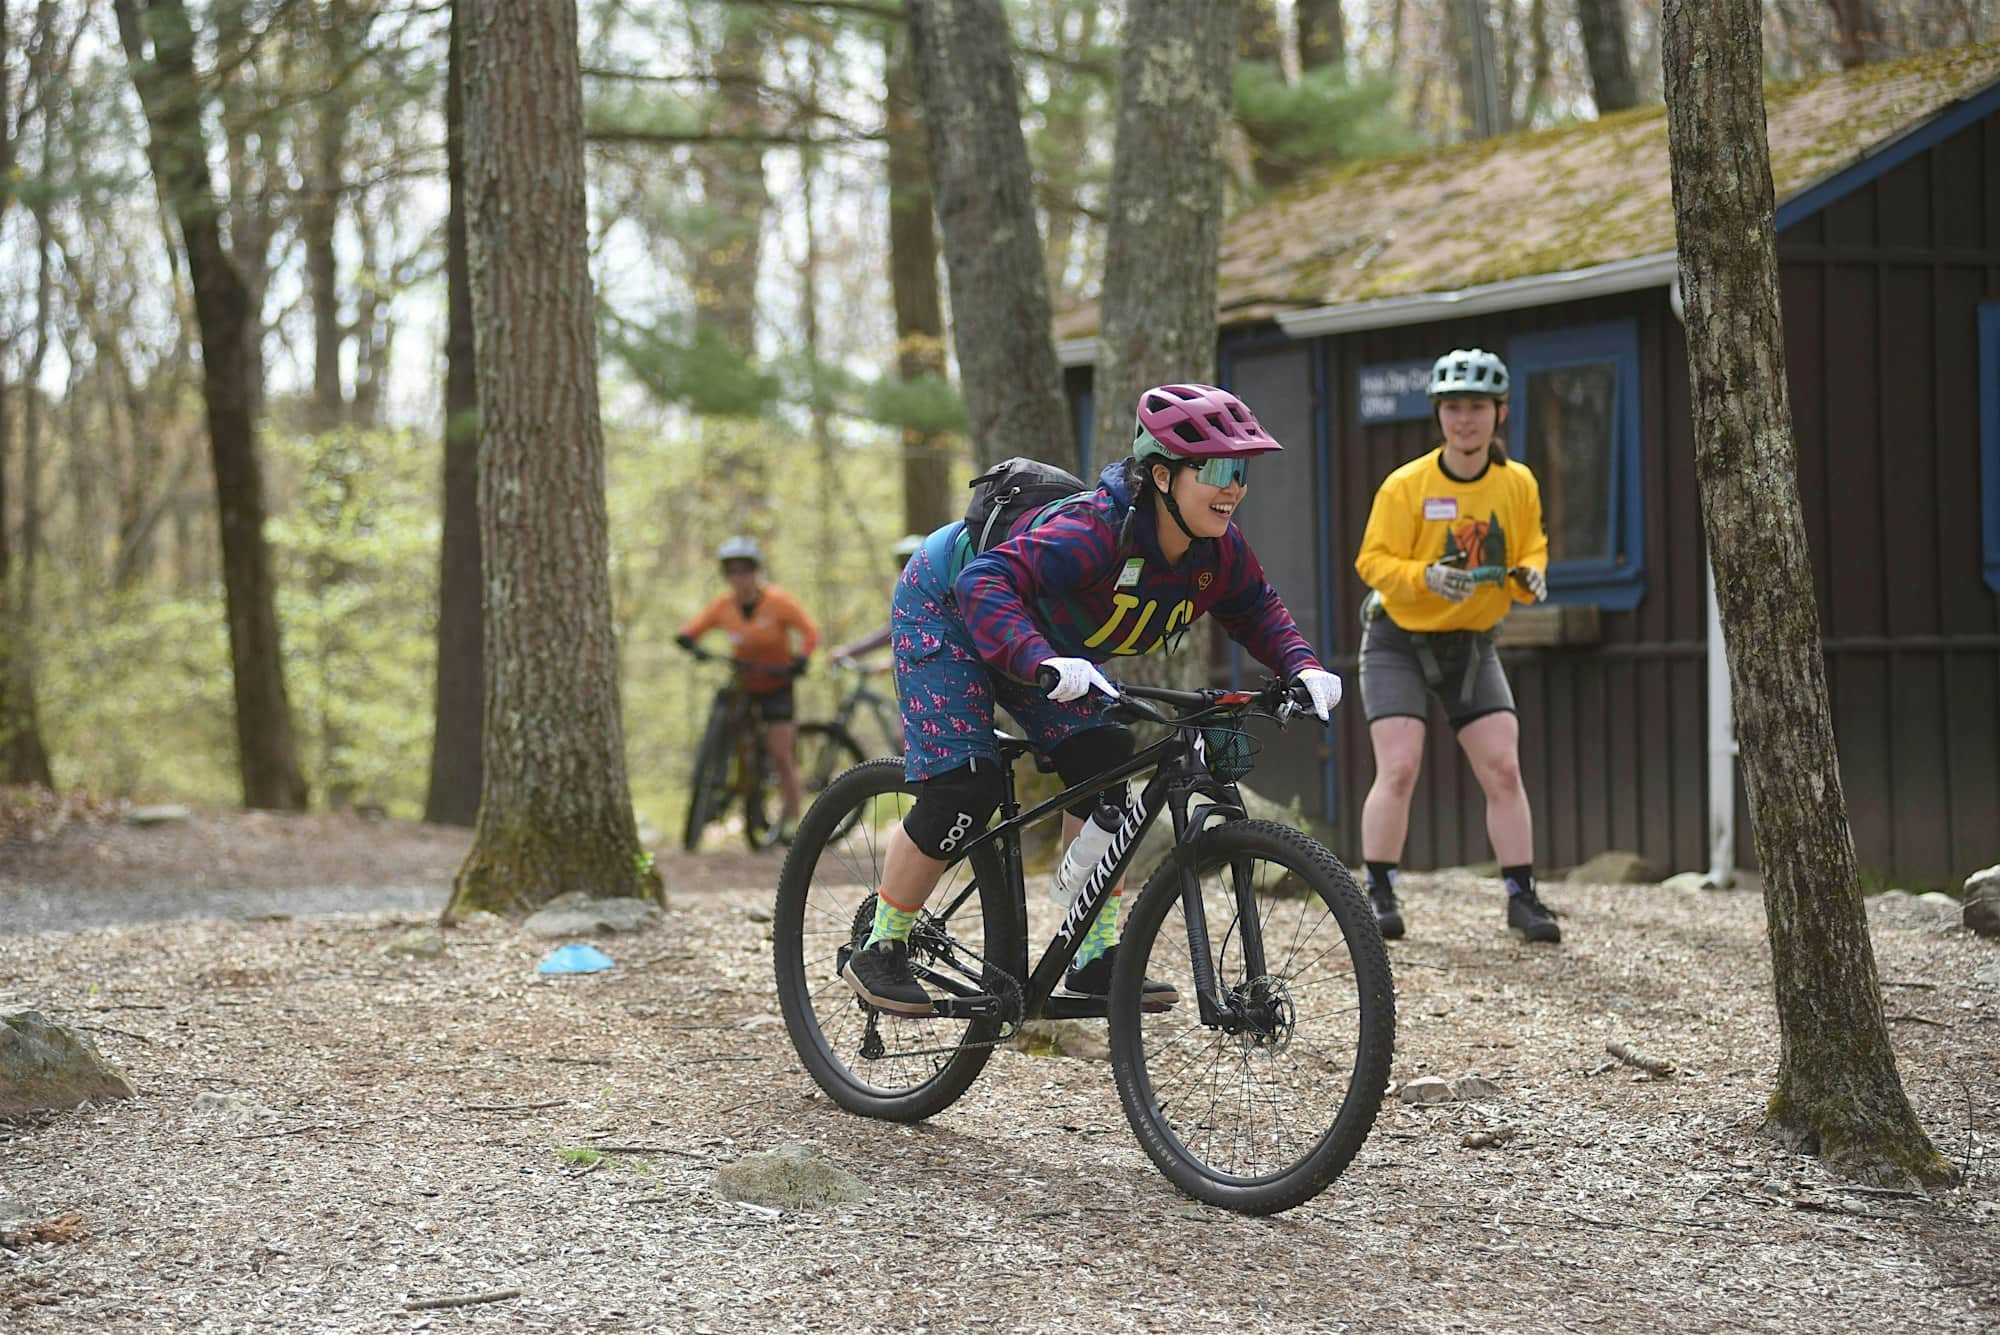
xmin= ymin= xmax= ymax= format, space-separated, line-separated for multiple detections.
xmin=678 ymin=643 xmax=806 ymax=679
xmin=1033 ymin=666 xmax=1314 ymax=726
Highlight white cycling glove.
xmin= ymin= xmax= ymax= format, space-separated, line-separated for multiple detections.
xmin=1510 ymin=565 xmax=1548 ymax=602
xmin=1040 ymin=657 xmax=1120 ymax=703
xmin=1297 ymin=667 xmax=1342 ymax=721
xmin=1425 ymin=561 xmax=1476 ymax=603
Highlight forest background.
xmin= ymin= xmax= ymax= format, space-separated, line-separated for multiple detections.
xmin=0 ymin=0 xmax=1990 ymax=840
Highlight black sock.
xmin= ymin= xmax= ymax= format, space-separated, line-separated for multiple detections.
xmin=1365 ymin=861 xmax=1398 ymax=896
xmin=1502 ymin=864 xmax=1534 ymax=898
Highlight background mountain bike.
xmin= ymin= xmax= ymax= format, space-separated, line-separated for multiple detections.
xmin=771 ymin=673 xmax=1396 ymax=1215
xmin=680 ymin=648 xmax=864 ymax=851
xmin=824 ymin=656 xmax=904 ymax=761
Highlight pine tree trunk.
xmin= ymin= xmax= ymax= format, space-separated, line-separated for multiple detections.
xmin=302 ymin=2 xmax=347 ymax=433
xmin=1298 ymin=0 xmax=1345 ymax=68
xmin=1824 ymin=0 xmax=1884 ymax=67
xmin=1576 ymin=0 xmax=1638 ymax=113
xmin=884 ymin=23 xmax=954 ymax=534
xmin=1089 ymin=0 xmax=1239 ymax=694
xmin=447 ymin=0 xmax=659 ymax=918
xmin=694 ymin=13 xmax=768 ymax=359
xmin=908 ymin=0 xmax=1070 ymax=471
xmin=425 ymin=0 xmax=484 ymax=828
xmin=115 ymin=0 xmax=308 ymax=811
xmin=1661 ymin=0 xmax=1951 ymax=1187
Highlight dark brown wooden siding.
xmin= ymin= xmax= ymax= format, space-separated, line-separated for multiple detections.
xmin=1776 ymin=110 xmax=2000 ymax=886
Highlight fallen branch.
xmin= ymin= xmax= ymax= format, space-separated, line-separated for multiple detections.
xmin=1886 ymin=1013 xmax=1949 ymax=1028
xmin=1606 ymin=1041 xmax=1677 ymax=1076
xmin=402 ymin=1289 xmax=522 ymax=1312
xmin=592 ymin=1145 xmax=712 ymax=1159
xmin=457 ymin=1099 xmax=567 ymax=1113
xmin=238 ymin=1119 xmax=377 ymax=1141
xmin=1461 ymin=1126 xmax=1519 ymax=1149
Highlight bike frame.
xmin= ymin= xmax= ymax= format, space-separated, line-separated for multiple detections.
xmin=923 ymin=721 xmax=1266 ymax=1029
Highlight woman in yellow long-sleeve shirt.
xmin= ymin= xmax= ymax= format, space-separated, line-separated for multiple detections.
xmin=1352 ymin=348 xmax=1560 ymax=946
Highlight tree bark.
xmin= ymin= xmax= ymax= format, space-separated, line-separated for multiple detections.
xmin=302 ymin=0 xmax=348 ymax=433
xmin=1661 ymin=0 xmax=1952 ymax=1188
xmin=1089 ymin=0 xmax=1239 ymax=693
xmin=1239 ymin=0 xmax=1282 ymax=65
xmin=884 ymin=21 xmax=954 ymax=534
xmin=1448 ymin=0 xmax=1503 ymax=138
xmin=908 ymin=0 xmax=1070 ymax=471
xmin=1576 ymin=0 xmax=1638 ymax=113
xmin=1297 ymin=0 xmax=1345 ymax=69
xmin=115 ymin=0 xmax=308 ymax=810
xmin=1825 ymin=0 xmax=1884 ymax=68
xmin=693 ymin=12 xmax=769 ymax=358
xmin=447 ymin=0 xmax=659 ymax=917
xmin=424 ymin=0 xmax=483 ymax=828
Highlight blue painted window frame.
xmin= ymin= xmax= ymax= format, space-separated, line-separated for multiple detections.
xmin=1506 ymin=319 xmax=1646 ymax=610
xmin=1981 ymin=302 xmax=2000 ymax=593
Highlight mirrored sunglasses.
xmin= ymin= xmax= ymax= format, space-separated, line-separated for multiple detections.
xmin=1190 ymin=457 xmax=1248 ymax=488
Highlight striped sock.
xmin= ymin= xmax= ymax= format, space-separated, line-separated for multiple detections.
xmin=866 ymin=895 xmax=920 ymax=947
xmin=1073 ymin=892 xmax=1123 ymax=968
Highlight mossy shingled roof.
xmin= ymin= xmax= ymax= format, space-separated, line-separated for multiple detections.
xmin=1056 ymin=41 xmax=2000 ymax=338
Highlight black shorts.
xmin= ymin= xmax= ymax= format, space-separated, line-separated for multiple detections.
xmin=1358 ymin=616 xmax=1515 ymax=731
xmin=745 ymin=687 xmax=795 ymax=723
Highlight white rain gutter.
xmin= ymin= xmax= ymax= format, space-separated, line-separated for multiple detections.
xmin=1276 ymin=251 xmax=1680 ymax=339
xmin=1669 ymin=273 xmax=1738 ymax=890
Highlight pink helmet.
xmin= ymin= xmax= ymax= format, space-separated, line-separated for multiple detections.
xmin=1132 ymin=384 xmax=1283 ymax=461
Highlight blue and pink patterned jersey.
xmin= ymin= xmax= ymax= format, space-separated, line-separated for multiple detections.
xmin=954 ymin=462 xmax=1321 ymax=683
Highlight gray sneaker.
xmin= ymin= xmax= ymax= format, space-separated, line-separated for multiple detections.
xmin=1370 ymin=884 xmax=1405 ymax=940
xmin=1060 ymin=947 xmax=1179 ymax=1011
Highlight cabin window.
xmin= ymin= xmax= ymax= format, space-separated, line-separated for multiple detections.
xmin=1507 ymin=320 xmax=1645 ymax=610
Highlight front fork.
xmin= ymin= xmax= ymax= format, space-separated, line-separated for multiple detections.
xmin=1168 ymin=780 xmax=1267 ymax=1028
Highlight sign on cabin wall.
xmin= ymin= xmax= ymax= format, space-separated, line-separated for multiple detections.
xmin=1356 ymin=359 xmax=1435 ymax=424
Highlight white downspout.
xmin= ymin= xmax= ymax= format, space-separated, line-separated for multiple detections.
xmin=1672 ymin=273 xmax=1737 ymax=889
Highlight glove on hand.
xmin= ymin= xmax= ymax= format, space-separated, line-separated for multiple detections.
xmin=1509 ymin=565 xmax=1548 ymax=602
xmin=790 ymin=654 xmax=810 ymax=678
xmin=1425 ymin=561 xmax=1477 ymax=603
xmin=1040 ymin=657 xmax=1120 ymax=703
xmin=1296 ymin=667 xmax=1342 ymax=721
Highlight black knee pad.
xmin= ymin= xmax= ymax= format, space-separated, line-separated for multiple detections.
xmin=902 ymin=762 xmax=1005 ymax=858
xmin=1047 ymin=726 xmax=1136 ymax=819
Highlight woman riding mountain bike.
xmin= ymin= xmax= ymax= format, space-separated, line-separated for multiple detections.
xmin=841 ymin=382 xmax=1343 ymax=1017
xmin=676 ymin=537 xmax=820 ymax=843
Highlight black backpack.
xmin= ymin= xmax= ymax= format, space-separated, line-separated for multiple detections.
xmin=961 ymin=457 xmax=1089 ymax=554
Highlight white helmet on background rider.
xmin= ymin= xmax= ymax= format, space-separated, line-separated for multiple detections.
xmin=1427 ymin=348 xmax=1510 ymax=400
xmin=717 ymin=535 xmax=763 ymax=568
xmin=891 ymin=533 xmax=923 ymax=566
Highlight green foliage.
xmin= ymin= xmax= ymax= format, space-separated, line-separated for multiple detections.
xmin=862 ymin=373 xmax=968 ymax=435
xmin=583 ymin=83 xmax=704 ymax=141
xmin=602 ymin=313 xmax=781 ymax=418
xmin=1233 ymin=62 xmax=1417 ymax=173
xmin=557 ymin=1147 xmax=606 ymax=1166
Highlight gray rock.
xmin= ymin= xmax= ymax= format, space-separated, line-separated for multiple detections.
xmin=1966 ymin=863 xmax=2000 ymax=900
xmin=1915 ymin=892 xmax=1961 ymax=914
xmin=384 ymin=928 xmax=447 ymax=959
xmin=1973 ymin=963 xmax=2000 ymax=988
xmin=1397 ymin=1075 xmax=1453 ymax=1105
xmin=125 ymin=804 xmax=192 ymax=827
xmin=0 ymin=1188 xmax=28 ymax=1225
xmin=1450 ymin=1075 xmax=1505 ymax=1101
xmin=1870 ymin=890 xmax=1914 ymax=910
xmin=0 ymin=1007 xmax=136 ymax=1118
xmin=1966 ymin=895 xmax=2000 ymax=939
xmin=712 ymin=1142 xmax=868 ymax=1210
xmin=1564 ymin=851 xmax=1665 ymax=885
xmin=1660 ymin=871 xmax=1710 ymax=894
xmin=522 ymin=892 xmax=663 ymax=938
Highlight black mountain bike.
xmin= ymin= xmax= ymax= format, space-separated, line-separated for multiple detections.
xmin=771 ymin=673 xmax=1396 ymax=1215
xmin=681 ymin=649 xmax=865 ymax=852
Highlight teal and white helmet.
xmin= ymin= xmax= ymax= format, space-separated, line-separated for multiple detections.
xmin=717 ymin=535 xmax=763 ymax=567
xmin=1428 ymin=348 xmax=1509 ymax=400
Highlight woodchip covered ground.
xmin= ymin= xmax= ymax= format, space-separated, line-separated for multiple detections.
xmin=1 ymin=812 xmax=1996 ymax=1333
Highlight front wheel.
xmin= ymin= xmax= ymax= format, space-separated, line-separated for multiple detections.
xmin=1108 ymin=820 xmax=1395 ymax=1215
xmin=772 ymin=757 xmax=1021 ymax=1122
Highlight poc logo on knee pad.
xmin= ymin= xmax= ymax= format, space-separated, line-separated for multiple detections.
xmin=938 ymin=811 xmax=974 ymax=853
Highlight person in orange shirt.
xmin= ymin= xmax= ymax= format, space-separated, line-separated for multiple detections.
xmin=676 ymin=537 xmax=821 ymax=838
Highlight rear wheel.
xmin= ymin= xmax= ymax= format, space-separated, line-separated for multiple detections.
xmin=1108 ymin=820 xmax=1395 ymax=1214
xmin=796 ymin=723 xmax=867 ymax=840
xmin=772 ymin=758 xmax=1021 ymax=1121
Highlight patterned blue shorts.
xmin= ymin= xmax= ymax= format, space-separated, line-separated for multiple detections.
xmin=893 ymin=529 xmax=1110 ymax=782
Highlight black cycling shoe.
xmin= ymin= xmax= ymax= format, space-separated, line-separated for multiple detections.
xmin=1370 ymin=884 xmax=1405 ymax=940
xmin=1061 ymin=947 xmax=1179 ymax=1011
xmin=1505 ymin=890 xmax=1562 ymax=944
xmin=841 ymin=937 xmax=935 ymax=1015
